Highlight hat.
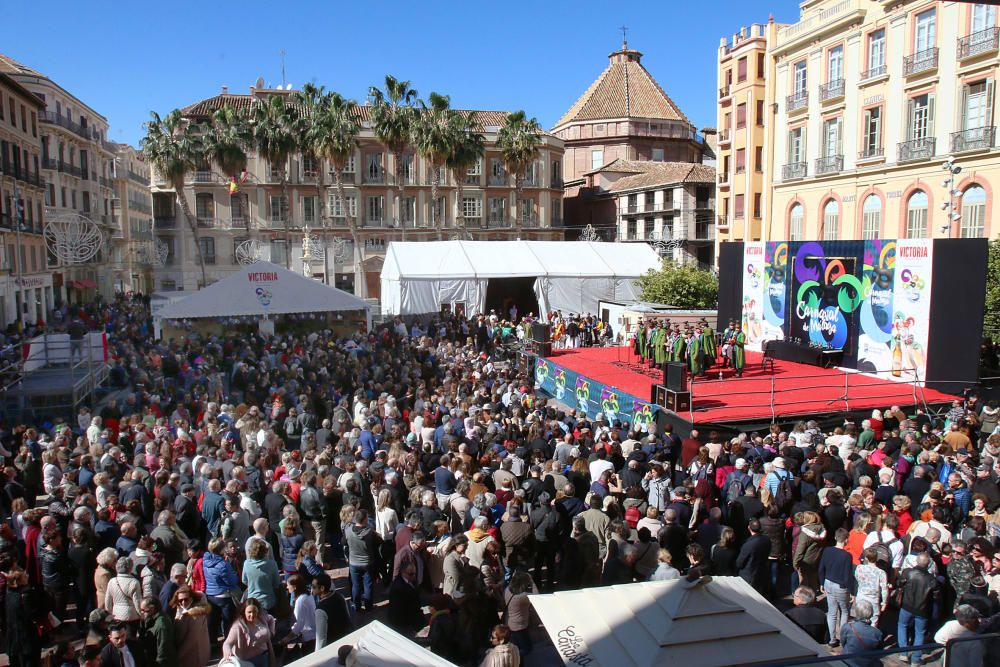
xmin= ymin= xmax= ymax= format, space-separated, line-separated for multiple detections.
xmin=977 ymin=464 xmax=991 ymax=472
xmin=180 ymin=483 xmax=195 ymax=494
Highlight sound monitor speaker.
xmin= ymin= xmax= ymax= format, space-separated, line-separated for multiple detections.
xmin=664 ymin=362 xmax=689 ymax=392
xmin=536 ymin=342 xmax=552 ymax=357
xmin=532 ymin=323 xmax=551 ymax=344
xmin=652 ymin=384 xmax=667 ymax=406
xmin=666 ymin=390 xmax=691 ymax=412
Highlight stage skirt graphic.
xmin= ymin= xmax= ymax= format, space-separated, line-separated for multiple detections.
xmin=535 ymin=357 xmax=657 ymax=431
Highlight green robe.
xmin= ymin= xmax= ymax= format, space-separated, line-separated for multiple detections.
xmin=653 ymin=328 xmax=667 ymax=365
xmin=687 ymin=335 xmax=703 ymax=375
xmin=732 ymin=331 xmax=747 ymax=370
xmin=672 ymin=333 xmax=686 ymax=364
xmin=637 ymin=325 xmax=648 ymax=360
xmin=700 ymin=331 xmax=716 ymax=366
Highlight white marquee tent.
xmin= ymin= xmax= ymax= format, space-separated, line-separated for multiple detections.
xmin=154 ymin=262 xmax=370 ymax=337
xmin=380 ymin=240 xmax=661 ymax=317
xmin=285 ymin=620 xmax=457 ymax=667
xmin=529 ymin=575 xmax=831 ymax=667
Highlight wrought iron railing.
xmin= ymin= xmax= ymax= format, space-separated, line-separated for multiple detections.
xmin=957 ymin=26 xmax=1000 ymax=59
xmin=782 ymin=161 xmax=807 ymax=180
xmin=903 ymin=47 xmax=938 ymax=75
xmin=951 ymin=126 xmax=995 ymax=152
xmin=898 ymin=136 xmax=936 ymax=162
xmin=814 ymin=155 xmax=843 ymax=175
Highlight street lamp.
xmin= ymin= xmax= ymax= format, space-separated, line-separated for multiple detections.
xmin=939 ymin=160 xmax=962 ymax=236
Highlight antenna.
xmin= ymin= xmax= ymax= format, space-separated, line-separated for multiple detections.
xmin=279 ymin=48 xmax=286 ymax=88
xmin=620 ymin=25 xmax=628 ymax=49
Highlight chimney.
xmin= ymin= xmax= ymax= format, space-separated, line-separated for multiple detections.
xmin=221 ymin=85 xmax=229 ymax=95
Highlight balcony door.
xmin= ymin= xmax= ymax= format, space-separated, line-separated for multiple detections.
xmin=823 ymin=118 xmax=842 ymax=158
xmin=972 ymin=4 xmax=997 ymax=33
xmin=908 ymin=94 xmax=934 ymax=141
xmin=915 ymin=10 xmax=936 ymax=53
xmin=963 ymin=81 xmax=992 ymax=130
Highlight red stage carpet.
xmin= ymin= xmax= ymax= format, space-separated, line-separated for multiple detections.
xmin=544 ymin=346 xmax=958 ymax=425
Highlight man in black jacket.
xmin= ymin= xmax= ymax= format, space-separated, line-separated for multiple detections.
xmin=100 ymin=623 xmax=149 ymax=667
xmin=530 ymin=493 xmax=559 ymax=592
xmin=173 ymin=484 xmax=201 ymax=545
xmin=896 ymin=553 xmax=940 ymax=664
xmin=736 ymin=519 xmax=771 ymax=594
xmin=387 ymin=562 xmax=425 ymax=635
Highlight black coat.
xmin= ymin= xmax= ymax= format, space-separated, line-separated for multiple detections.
xmin=100 ymin=640 xmax=150 ymax=667
xmin=173 ymin=494 xmax=201 ymax=542
xmin=387 ymin=577 xmax=424 ymax=634
xmin=736 ymin=534 xmax=771 ymax=592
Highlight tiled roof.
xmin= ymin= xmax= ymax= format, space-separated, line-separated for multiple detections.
xmin=604 ymin=161 xmax=716 ymax=193
xmin=553 ymin=50 xmax=691 ymax=130
xmin=0 ymin=54 xmax=46 ymax=78
xmin=180 ymin=93 xmax=515 ymax=132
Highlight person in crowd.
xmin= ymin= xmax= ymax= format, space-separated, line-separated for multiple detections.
xmin=242 ymin=538 xmax=281 ymax=613
xmin=222 ymin=598 xmax=277 ymax=667
xmin=171 ymin=586 xmax=212 ymax=667
xmin=312 ymin=573 xmax=352 ymax=651
xmin=138 ymin=596 xmax=175 ymax=667
xmin=839 ymin=600 xmax=883 ymax=667
xmin=99 ymin=623 xmax=149 ymax=667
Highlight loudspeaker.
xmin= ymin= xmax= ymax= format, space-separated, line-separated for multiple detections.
xmin=536 ymin=342 xmax=552 ymax=357
xmin=651 ymin=384 xmax=667 ymax=406
xmin=532 ymin=323 xmax=551 ymax=344
xmin=518 ymin=352 xmax=537 ymax=375
xmin=664 ymin=362 xmax=689 ymax=392
xmin=666 ymin=389 xmax=691 ymax=412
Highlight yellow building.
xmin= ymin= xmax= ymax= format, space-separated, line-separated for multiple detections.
xmin=718 ymin=0 xmax=999 ymax=254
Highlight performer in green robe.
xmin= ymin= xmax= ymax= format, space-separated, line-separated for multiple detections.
xmin=672 ymin=327 xmax=686 ymax=364
xmin=634 ymin=321 xmax=645 ymax=361
xmin=700 ymin=326 xmax=716 ymax=368
xmin=720 ymin=320 xmax=736 ymax=368
xmin=687 ymin=329 xmax=704 ymax=376
xmin=732 ymin=324 xmax=747 ymax=377
xmin=653 ymin=324 xmax=667 ymax=365
xmin=638 ymin=322 xmax=648 ymax=362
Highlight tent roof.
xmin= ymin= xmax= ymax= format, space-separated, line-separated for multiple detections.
xmin=529 ymin=576 xmax=830 ymax=667
xmin=382 ymin=240 xmax=660 ymax=280
xmin=285 ymin=621 xmax=456 ymax=667
xmin=156 ymin=261 xmax=368 ymax=320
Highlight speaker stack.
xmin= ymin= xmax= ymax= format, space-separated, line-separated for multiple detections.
xmin=530 ymin=323 xmax=552 ymax=357
xmin=650 ymin=362 xmax=692 ymax=413
xmin=664 ymin=362 xmax=689 ymax=391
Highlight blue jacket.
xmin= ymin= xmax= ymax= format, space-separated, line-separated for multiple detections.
xmin=202 ymin=491 xmax=226 ymax=537
xmin=279 ymin=532 xmax=304 ymax=573
xmin=202 ymin=552 xmax=240 ymax=596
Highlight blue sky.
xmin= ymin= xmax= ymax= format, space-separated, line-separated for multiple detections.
xmin=1 ymin=0 xmax=802 ymax=146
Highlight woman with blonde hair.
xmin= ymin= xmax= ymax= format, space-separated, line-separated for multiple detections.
xmin=94 ymin=547 xmax=118 ymax=608
xmin=649 ymin=549 xmax=680 ymax=581
xmin=792 ymin=511 xmax=826 ymax=590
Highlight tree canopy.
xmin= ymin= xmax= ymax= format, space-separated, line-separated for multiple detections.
xmin=637 ymin=259 xmax=719 ymax=310
xmin=986 ymin=237 xmax=1000 ymax=341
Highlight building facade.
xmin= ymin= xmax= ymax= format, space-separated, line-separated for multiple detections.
xmin=718 ymin=1 xmax=1000 ymax=257
xmin=554 ymin=41 xmax=716 ymax=265
xmin=1 ymin=54 xmax=117 ymax=305
xmin=111 ymin=144 xmax=154 ymax=295
xmin=152 ymin=86 xmax=565 ymax=298
xmin=0 ymin=70 xmax=49 ymax=330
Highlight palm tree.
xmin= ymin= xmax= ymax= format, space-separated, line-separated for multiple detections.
xmin=250 ymin=95 xmax=299 ymax=268
xmin=497 ymin=110 xmax=542 ymax=234
xmin=413 ymin=92 xmax=456 ymax=240
xmin=368 ymin=75 xmax=418 ymax=239
xmin=293 ymin=83 xmax=332 ymax=279
xmin=141 ymin=109 xmax=208 ymax=287
xmin=446 ymin=112 xmax=485 ymax=238
xmin=202 ymin=106 xmax=253 ymax=234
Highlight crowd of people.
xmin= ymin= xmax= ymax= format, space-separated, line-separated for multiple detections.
xmin=0 ymin=294 xmax=999 ymax=667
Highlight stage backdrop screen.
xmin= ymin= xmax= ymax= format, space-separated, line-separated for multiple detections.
xmin=787 ymin=245 xmax=860 ymax=354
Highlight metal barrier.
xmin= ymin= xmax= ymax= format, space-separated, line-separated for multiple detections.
xmin=754 ymin=631 xmax=1000 ymax=666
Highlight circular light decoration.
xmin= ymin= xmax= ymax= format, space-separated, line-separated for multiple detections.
xmin=330 ymin=236 xmax=348 ymax=262
xmin=303 ymin=236 xmax=325 ymax=259
xmin=43 ymin=213 xmax=104 ymax=264
xmin=235 ymin=238 xmax=265 ymax=265
xmin=153 ymin=239 xmax=169 ymax=266
xmin=579 ymin=223 xmax=600 ymax=242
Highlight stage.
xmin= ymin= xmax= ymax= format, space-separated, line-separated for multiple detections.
xmin=541 ymin=346 xmax=958 ymax=430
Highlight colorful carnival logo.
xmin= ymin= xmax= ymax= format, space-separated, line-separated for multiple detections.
xmin=554 ymin=369 xmax=567 ymax=400
xmin=535 ymin=358 xmax=549 ymax=385
xmin=255 ymin=287 xmax=273 ymax=307
xmin=746 ymin=262 xmax=762 ymax=290
xmin=793 ymin=242 xmax=863 ymax=349
xmin=763 ymin=242 xmax=788 ymax=327
xmin=632 ymin=400 xmax=654 ymax=429
xmin=899 ymin=269 xmax=927 ymax=303
xmin=600 ymin=388 xmax=620 ymax=423
xmin=575 ymin=378 xmax=591 ymax=415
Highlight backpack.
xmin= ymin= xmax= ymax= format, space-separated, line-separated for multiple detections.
xmin=871 ymin=532 xmax=900 ymax=572
xmin=773 ymin=471 xmax=797 ymax=509
xmin=726 ymin=477 xmax=745 ymax=504
xmin=624 ymin=504 xmax=641 ymax=528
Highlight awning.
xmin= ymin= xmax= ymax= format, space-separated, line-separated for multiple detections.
xmin=72 ymin=279 xmax=98 ymax=289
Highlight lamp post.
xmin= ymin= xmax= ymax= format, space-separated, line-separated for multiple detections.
xmin=939 ymin=160 xmax=963 ymax=237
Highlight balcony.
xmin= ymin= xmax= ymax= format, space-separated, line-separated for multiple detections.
xmin=819 ymin=79 xmax=845 ymax=102
xmin=786 ymin=91 xmax=808 ymax=113
xmin=782 ymin=161 xmax=807 ymax=181
xmin=99 ymin=175 xmax=113 ymax=188
xmin=488 ymin=216 xmax=511 ymax=228
xmin=464 ymin=173 xmax=481 ymax=186
xmin=814 ymin=155 xmax=843 ymax=175
xmin=719 ymin=85 xmax=732 ymax=105
xmin=58 ymin=160 xmax=84 ymax=178
xmin=903 ymin=48 xmax=938 ymax=76
xmin=897 ymin=137 xmax=936 ymax=163
xmin=860 ymin=63 xmax=887 ymax=82
xmin=40 ymin=111 xmax=93 ymax=141
xmin=857 ymin=145 xmax=884 ymax=161
xmin=550 ymin=177 xmax=563 ymax=189
xmin=716 ymin=215 xmax=729 ymax=231
xmin=153 ymin=215 xmax=176 ymax=228
xmin=957 ymin=27 xmax=1000 ymax=60
xmin=718 ymin=129 xmax=731 ymax=145
xmin=127 ymin=170 xmax=149 ymax=185
xmin=196 ymin=217 xmax=216 ymax=228
xmin=188 ymin=171 xmax=216 ymax=184
xmin=202 ymin=254 xmax=217 ymax=265
xmin=951 ymin=126 xmax=996 ymax=153
xmin=42 ymin=156 xmax=57 ymax=170
xmin=693 ymin=222 xmax=715 ymax=241
xmin=363 ymin=172 xmax=385 ymax=185
xmin=488 ymin=175 xmax=508 ymax=187
xmin=363 ymin=217 xmax=385 ymax=227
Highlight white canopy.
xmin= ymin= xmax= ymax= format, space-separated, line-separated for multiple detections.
xmin=285 ymin=621 xmax=457 ymax=667
xmin=380 ymin=240 xmax=660 ymax=317
xmin=529 ymin=576 xmax=830 ymax=667
xmin=156 ymin=261 xmax=369 ymax=320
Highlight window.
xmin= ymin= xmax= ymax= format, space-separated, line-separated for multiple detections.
xmin=862 ymin=195 xmax=882 ymax=240
xmin=753 ymin=193 xmax=762 ymax=219
xmin=365 ymin=153 xmax=383 ymax=182
xmin=466 ymin=157 xmax=482 ymax=176
xmin=793 ymin=60 xmax=807 ymax=95
xmin=490 ymin=158 xmax=506 ymax=184
xmin=823 ymin=117 xmax=842 ymax=157
xmin=626 ymin=220 xmax=637 ymax=240
xmin=366 ymin=196 xmax=383 ymax=223
xmin=754 ymin=147 xmax=763 ymax=172
xmin=823 ymin=199 xmax=839 ymax=240
xmin=915 ymin=9 xmax=936 ymax=53
xmin=734 ymin=194 xmax=745 ymax=219
xmin=756 ymin=100 xmax=765 ymax=126
xmin=552 ymin=199 xmax=561 ymax=224
xmin=463 ymin=196 xmax=482 ymax=219
xmin=972 ymin=3 xmax=997 ymax=33
xmin=269 ymin=195 xmax=287 ymax=222
xmin=906 ymin=191 xmax=928 ymax=238
xmin=962 ymin=80 xmax=993 ymax=130
xmin=827 ymin=45 xmax=843 ymax=82
xmin=401 ymin=196 xmax=415 ymax=225
xmin=735 ymin=148 xmax=746 ymax=173
xmin=341 ymin=155 xmax=356 ymax=174
xmin=329 ymin=194 xmax=357 ymax=218
xmin=269 ymin=240 xmax=287 ymax=265
xmin=738 ymin=57 xmax=747 ymax=82
xmin=960 ymin=185 xmax=986 ymax=238
xmin=196 ymin=193 xmax=214 ymax=222
xmin=488 ymin=197 xmax=506 ymax=224
xmin=788 ymin=127 xmax=805 ymax=163
xmin=736 ymin=103 xmax=747 ymax=129
xmin=401 ymin=154 xmax=414 ymax=184
xmin=644 ymin=192 xmax=655 ymax=210
xmin=591 ymin=150 xmax=604 ymax=171
xmin=302 ymin=154 xmax=317 ymax=176
xmin=908 ymin=94 xmax=934 ymax=140
xmin=302 ymin=196 xmax=316 ymax=224
xmin=520 ymin=199 xmax=535 ymax=224
xmin=197 ymin=237 xmax=216 ymax=262
xmin=863 ymin=107 xmax=883 ymax=156
xmin=868 ymin=30 xmax=886 ymax=73
xmin=651 ymin=148 xmax=664 ymax=162
xmin=757 ymin=52 xmax=765 ymax=79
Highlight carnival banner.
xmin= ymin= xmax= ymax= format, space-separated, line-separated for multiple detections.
xmin=857 ymin=239 xmax=897 ymax=375
xmin=762 ymin=241 xmax=789 ymax=345
xmin=787 ymin=241 xmax=863 ymax=352
xmin=741 ymin=242 xmax=766 ymax=351
xmin=534 ymin=357 xmax=658 ymax=430
xmin=890 ymin=239 xmax=933 ymax=381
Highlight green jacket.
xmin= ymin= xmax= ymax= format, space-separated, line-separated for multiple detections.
xmin=141 ymin=612 xmax=176 ymax=666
